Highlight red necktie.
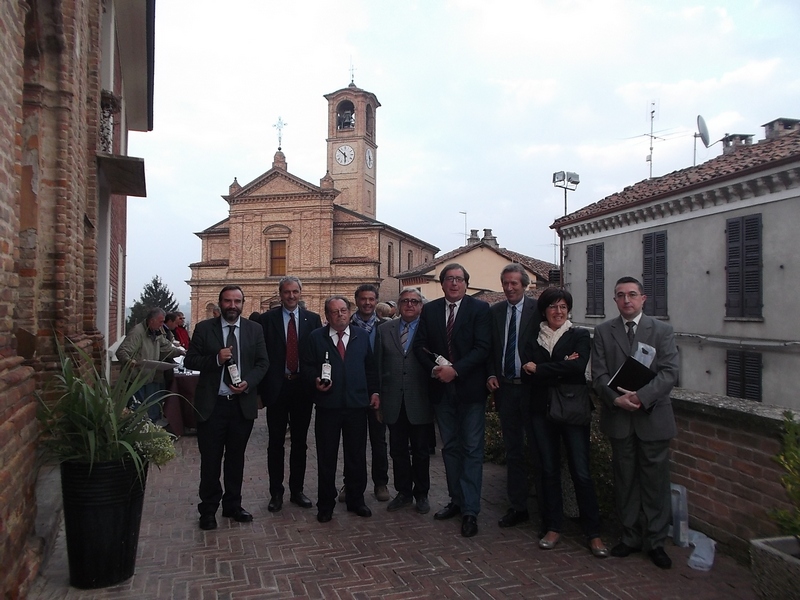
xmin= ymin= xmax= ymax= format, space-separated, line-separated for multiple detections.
xmin=286 ymin=312 xmax=298 ymax=373
xmin=337 ymin=332 xmax=346 ymax=360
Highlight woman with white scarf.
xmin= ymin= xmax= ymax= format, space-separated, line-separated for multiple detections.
xmin=521 ymin=287 xmax=608 ymax=558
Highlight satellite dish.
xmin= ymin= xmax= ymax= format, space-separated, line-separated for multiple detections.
xmin=697 ymin=115 xmax=710 ymax=148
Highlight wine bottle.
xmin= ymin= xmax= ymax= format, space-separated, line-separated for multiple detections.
xmin=226 ymin=357 xmax=242 ymax=386
xmin=422 ymin=347 xmax=452 ymax=366
xmin=320 ymin=351 xmax=332 ymax=385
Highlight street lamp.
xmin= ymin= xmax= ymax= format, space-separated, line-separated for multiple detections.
xmin=553 ymin=171 xmax=580 ymax=286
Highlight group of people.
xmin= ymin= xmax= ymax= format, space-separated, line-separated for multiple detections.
xmin=147 ymin=264 xmax=678 ymax=571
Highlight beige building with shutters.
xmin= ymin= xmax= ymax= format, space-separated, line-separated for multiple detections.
xmin=553 ymin=118 xmax=800 ymax=410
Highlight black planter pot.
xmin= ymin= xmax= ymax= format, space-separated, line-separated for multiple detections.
xmin=60 ymin=459 xmax=148 ymax=589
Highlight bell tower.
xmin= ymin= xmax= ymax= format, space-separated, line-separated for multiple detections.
xmin=324 ymin=82 xmax=380 ymax=219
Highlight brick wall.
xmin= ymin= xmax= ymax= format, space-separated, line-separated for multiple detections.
xmin=671 ymin=389 xmax=792 ymax=562
xmin=0 ymin=0 xmax=41 ymax=596
xmin=1 ymin=0 xmax=104 ymax=595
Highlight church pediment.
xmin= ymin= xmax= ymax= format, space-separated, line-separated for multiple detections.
xmin=233 ymin=170 xmax=321 ymax=200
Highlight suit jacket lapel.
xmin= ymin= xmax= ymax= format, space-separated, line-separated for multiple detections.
xmin=610 ymin=317 xmax=631 ymax=354
xmin=518 ymin=298 xmax=536 ymax=353
xmin=390 ymin=320 xmax=404 ymax=353
xmin=212 ymin=317 xmax=225 ymax=349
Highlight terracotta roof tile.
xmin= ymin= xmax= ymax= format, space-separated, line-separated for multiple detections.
xmin=554 ymin=127 xmax=800 ymax=227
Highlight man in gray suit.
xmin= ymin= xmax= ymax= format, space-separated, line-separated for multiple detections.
xmin=486 ymin=264 xmax=542 ymax=528
xmin=592 ymin=276 xmax=679 ymax=569
xmin=375 ymin=287 xmax=434 ymax=514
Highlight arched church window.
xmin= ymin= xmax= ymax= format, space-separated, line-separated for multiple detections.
xmin=336 ymin=100 xmax=356 ymax=130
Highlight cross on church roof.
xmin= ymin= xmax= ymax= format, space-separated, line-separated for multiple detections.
xmin=273 ymin=116 xmax=287 ymax=150
xmin=349 ymin=59 xmax=356 ymax=86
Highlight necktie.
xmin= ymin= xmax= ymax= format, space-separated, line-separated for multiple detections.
xmin=504 ymin=305 xmax=517 ymax=379
xmin=626 ymin=321 xmax=636 ymax=351
xmin=337 ymin=331 xmax=346 ymax=360
xmin=286 ymin=312 xmax=298 ymax=373
xmin=446 ymin=303 xmax=456 ymax=361
xmin=400 ymin=322 xmax=410 ymax=354
xmin=224 ymin=324 xmax=238 ymax=385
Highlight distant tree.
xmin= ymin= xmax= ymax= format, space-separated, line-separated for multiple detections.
xmin=126 ymin=276 xmax=180 ymax=332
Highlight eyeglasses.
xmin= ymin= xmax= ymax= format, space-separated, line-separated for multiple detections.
xmin=443 ymin=276 xmax=465 ymax=284
xmin=615 ymin=291 xmax=641 ymax=300
xmin=547 ymin=304 xmax=569 ymax=312
xmin=329 ymin=308 xmax=350 ymax=315
xmin=399 ymin=299 xmax=421 ymax=305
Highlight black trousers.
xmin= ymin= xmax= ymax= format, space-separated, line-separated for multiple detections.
xmin=315 ymin=406 xmax=368 ymax=513
xmin=266 ymin=379 xmax=313 ymax=496
xmin=367 ymin=407 xmax=389 ymax=487
xmin=388 ymin=402 xmax=431 ymax=499
xmin=196 ymin=396 xmax=254 ymax=516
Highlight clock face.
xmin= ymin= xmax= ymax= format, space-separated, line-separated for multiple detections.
xmin=365 ymin=148 xmax=374 ymax=169
xmin=335 ymin=145 xmax=355 ymax=166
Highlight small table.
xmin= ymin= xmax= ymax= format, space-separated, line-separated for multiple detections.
xmin=164 ymin=372 xmax=200 ymax=436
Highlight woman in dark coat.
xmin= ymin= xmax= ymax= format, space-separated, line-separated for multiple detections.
xmin=522 ymin=287 xmax=608 ymax=558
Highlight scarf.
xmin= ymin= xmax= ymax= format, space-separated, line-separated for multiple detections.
xmin=351 ymin=312 xmax=377 ymax=333
xmin=537 ymin=319 xmax=573 ymax=356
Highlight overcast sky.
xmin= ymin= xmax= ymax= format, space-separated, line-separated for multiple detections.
xmin=127 ymin=0 xmax=800 ymax=307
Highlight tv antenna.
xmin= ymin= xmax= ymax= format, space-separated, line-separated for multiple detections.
xmin=459 ymin=211 xmax=467 ymax=245
xmin=694 ymin=115 xmax=710 ymax=166
xmin=645 ymin=101 xmax=663 ymax=179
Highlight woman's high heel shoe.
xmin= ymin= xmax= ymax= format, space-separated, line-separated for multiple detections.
xmin=590 ymin=537 xmax=609 ymax=558
xmin=538 ymin=532 xmax=560 ymax=550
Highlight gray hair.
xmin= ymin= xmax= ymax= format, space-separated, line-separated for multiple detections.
xmin=145 ymin=307 xmax=166 ymax=323
xmin=501 ymin=263 xmax=530 ymax=287
xmin=399 ymin=287 xmax=424 ymax=303
xmin=278 ymin=276 xmax=303 ymax=292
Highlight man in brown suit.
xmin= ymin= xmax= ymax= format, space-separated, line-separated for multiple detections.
xmin=375 ymin=287 xmax=433 ymax=514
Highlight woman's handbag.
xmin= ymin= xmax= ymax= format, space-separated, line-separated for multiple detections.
xmin=547 ymin=383 xmax=592 ymax=426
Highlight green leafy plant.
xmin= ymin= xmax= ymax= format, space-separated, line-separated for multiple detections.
xmin=769 ymin=411 xmax=800 ymax=538
xmin=37 ymin=339 xmax=177 ymax=479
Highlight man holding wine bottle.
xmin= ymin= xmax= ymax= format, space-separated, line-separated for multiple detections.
xmin=301 ymin=296 xmax=380 ymax=523
xmin=184 ymin=285 xmax=269 ymax=531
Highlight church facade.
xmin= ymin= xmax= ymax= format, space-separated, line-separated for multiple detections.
xmin=188 ymin=83 xmax=439 ymax=319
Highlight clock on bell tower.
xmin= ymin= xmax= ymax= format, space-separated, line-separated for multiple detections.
xmin=324 ymin=82 xmax=380 ymax=219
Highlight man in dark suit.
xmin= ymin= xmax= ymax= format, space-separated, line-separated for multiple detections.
xmin=301 ymin=296 xmax=380 ymax=523
xmin=184 ymin=285 xmax=269 ymax=531
xmin=592 ymin=276 xmax=679 ymax=569
xmin=375 ymin=287 xmax=433 ymax=514
xmin=257 ymin=276 xmax=322 ymax=512
xmin=349 ymin=283 xmax=391 ymax=502
xmin=414 ymin=263 xmax=491 ymax=537
xmin=486 ymin=264 xmax=542 ymax=528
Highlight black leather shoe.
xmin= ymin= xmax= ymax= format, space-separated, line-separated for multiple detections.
xmin=434 ymin=502 xmax=461 ymax=520
xmin=498 ymin=508 xmax=529 ymax=528
xmin=348 ymin=504 xmax=372 ymax=517
xmin=317 ymin=511 xmax=332 ymax=523
xmin=222 ymin=507 xmax=253 ymax=522
xmin=199 ymin=514 xmax=217 ymax=530
xmin=461 ymin=515 xmax=478 ymax=538
xmin=268 ymin=495 xmax=283 ymax=512
xmin=289 ymin=492 xmax=312 ymax=508
xmin=648 ymin=547 xmax=672 ymax=569
xmin=610 ymin=542 xmax=642 ymax=557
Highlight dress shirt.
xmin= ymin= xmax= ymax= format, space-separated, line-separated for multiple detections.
xmin=328 ymin=326 xmax=350 ymax=350
xmin=399 ymin=317 xmax=420 ymax=354
xmin=218 ymin=317 xmax=241 ymax=395
xmin=444 ymin=298 xmax=463 ymax=327
xmin=621 ymin=312 xmax=643 ymax=335
xmin=503 ymin=299 xmax=524 ymax=378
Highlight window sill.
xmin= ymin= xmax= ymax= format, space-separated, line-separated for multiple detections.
xmin=724 ymin=317 xmax=764 ymax=323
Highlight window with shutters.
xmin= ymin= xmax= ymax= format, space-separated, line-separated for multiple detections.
xmin=270 ymin=240 xmax=286 ymax=276
xmin=387 ymin=242 xmax=394 ymax=276
xmin=726 ymin=350 xmax=762 ymax=401
xmin=643 ymin=231 xmax=668 ymax=317
xmin=586 ymin=243 xmax=604 ymax=316
xmin=726 ymin=214 xmax=762 ymax=318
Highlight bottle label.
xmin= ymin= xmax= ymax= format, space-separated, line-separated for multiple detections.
xmin=435 ymin=354 xmax=452 ymax=367
xmin=321 ymin=362 xmax=332 ymax=383
xmin=228 ymin=363 xmax=242 ymax=386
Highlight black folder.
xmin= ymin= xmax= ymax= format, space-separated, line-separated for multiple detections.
xmin=607 ymin=356 xmax=656 ymax=392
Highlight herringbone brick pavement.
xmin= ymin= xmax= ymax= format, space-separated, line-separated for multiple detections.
xmin=29 ymin=414 xmax=756 ymax=599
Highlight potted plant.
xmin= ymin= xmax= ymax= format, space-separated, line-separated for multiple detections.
xmin=37 ymin=339 xmax=177 ymax=589
xmin=750 ymin=411 xmax=800 ymax=599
